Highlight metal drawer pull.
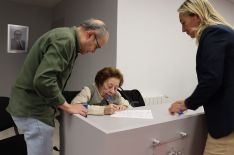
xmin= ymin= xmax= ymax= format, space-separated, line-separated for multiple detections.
xmin=152 ymin=131 xmax=188 ymax=146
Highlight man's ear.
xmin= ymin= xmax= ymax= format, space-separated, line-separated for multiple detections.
xmin=86 ymin=30 xmax=96 ymax=38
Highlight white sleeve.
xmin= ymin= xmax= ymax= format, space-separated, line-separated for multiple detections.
xmin=71 ymin=86 xmax=91 ymax=104
xmin=88 ymin=105 xmax=105 ymax=115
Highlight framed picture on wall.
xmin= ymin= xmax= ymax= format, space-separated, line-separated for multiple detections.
xmin=7 ymin=24 xmax=29 ymax=53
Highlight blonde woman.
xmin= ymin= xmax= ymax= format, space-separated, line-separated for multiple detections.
xmin=169 ymin=0 xmax=234 ymax=154
xmin=72 ymin=67 xmax=130 ymax=115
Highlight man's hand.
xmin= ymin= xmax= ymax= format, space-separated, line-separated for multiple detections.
xmin=58 ymin=102 xmax=88 ymax=117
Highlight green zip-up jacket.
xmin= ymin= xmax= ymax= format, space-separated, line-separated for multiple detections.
xmin=7 ymin=27 xmax=80 ymax=127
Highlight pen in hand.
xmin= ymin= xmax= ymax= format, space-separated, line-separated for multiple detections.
xmin=103 ymin=96 xmax=119 ymax=114
xmin=105 ymin=96 xmax=113 ymax=105
xmin=178 ymin=109 xmax=184 ymax=115
xmin=169 ymin=100 xmax=187 ymax=116
xmin=82 ymin=102 xmax=89 ymax=117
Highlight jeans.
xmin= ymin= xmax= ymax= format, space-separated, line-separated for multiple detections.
xmin=12 ymin=116 xmax=54 ymax=155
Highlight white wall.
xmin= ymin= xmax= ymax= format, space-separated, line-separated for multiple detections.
xmin=117 ymin=0 xmax=234 ymax=102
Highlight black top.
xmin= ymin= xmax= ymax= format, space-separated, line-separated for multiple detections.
xmin=185 ymin=24 xmax=234 ymax=138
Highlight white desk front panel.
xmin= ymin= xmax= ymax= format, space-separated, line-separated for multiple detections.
xmin=62 ymin=103 xmax=207 ymax=155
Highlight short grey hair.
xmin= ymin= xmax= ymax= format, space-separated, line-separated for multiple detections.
xmin=80 ymin=18 xmax=109 ymax=37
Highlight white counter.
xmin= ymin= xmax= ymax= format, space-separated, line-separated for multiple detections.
xmin=61 ymin=103 xmax=207 ymax=155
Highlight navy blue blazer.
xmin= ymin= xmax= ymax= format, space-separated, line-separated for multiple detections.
xmin=185 ymin=24 xmax=234 ymax=138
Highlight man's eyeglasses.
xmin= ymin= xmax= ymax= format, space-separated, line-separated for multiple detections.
xmin=94 ymin=35 xmax=101 ymax=49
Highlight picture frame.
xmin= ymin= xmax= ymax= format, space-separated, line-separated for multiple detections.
xmin=7 ymin=24 xmax=29 ymax=53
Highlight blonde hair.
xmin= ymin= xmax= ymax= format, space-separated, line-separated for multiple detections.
xmin=178 ymin=0 xmax=233 ymax=42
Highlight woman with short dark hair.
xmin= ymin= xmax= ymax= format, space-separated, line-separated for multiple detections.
xmin=72 ymin=67 xmax=130 ymax=115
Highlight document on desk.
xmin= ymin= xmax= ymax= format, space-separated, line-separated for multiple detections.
xmin=111 ymin=110 xmax=153 ymax=119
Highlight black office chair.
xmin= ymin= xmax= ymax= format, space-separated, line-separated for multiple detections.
xmin=118 ymin=88 xmax=145 ymax=107
xmin=62 ymin=91 xmax=80 ymax=103
xmin=0 ymin=96 xmax=27 ymax=155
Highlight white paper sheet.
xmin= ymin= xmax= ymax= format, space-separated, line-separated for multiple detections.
xmin=111 ymin=109 xmax=153 ymax=119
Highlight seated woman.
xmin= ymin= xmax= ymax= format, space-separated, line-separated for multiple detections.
xmin=71 ymin=67 xmax=130 ymax=115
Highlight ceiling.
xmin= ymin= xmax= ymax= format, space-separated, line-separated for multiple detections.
xmin=2 ymin=0 xmax=234 ymax=8
xmin=3 ymin=0 xmax=63 ymax=8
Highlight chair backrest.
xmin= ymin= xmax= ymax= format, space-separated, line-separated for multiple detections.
xmin=62 ymin=91 xmax=80 ymax=103
xmin=118 ymin=89 xmax=145 ymax=107
xmin=0 ymin=97 xmax=15 ymax=131
xmin=0 ymin=96 xmax=27 ymax=155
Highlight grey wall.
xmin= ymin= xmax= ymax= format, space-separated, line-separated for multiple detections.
xmin=0 ymin=0 xmax=117 ymax=96
xmin=52 ymin=0 xmax=118 ymax=91
xmin=0 ymin=1 xmax=52 ymax=96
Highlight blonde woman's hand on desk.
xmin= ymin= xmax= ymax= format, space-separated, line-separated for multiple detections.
xmin=168 ymin=100 xmax=187 ymax=115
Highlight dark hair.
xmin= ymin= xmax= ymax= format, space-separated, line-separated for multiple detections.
xmin=80 ymin=18 xmax=108 ymax=37
xmin=95 ymin=67 xmax=124 ymax=88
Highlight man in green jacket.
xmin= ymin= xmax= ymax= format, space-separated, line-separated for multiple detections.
xmin=7 ymin=18 xmax=109 ymax=155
